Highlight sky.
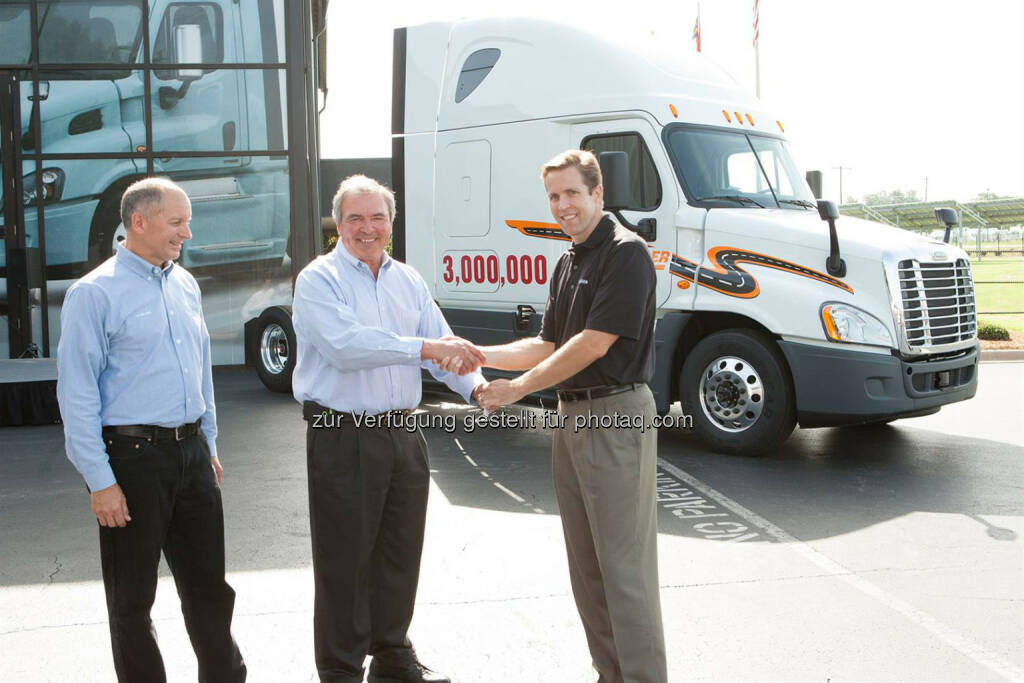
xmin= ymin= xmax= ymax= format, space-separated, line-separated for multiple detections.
xmin=321 ymin=0 xmax=1024 ymax=204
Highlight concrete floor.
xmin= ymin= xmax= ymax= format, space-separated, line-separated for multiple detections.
xmin=1 ymin=363 xmax=1022 ymax=682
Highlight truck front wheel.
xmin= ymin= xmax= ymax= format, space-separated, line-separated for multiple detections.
xmin=680 ymin=329 xmax=795 ymax=456
xmin=254 ymin=307 xmax=295 ymax=393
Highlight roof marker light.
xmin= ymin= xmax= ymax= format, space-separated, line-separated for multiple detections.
xmin=734 ymin=111 xmax=743 ymax=124
xmin=776 ymin=120 xmax=785 ymax=132
xmin=670 ymin=104 xmax=678 ymax=118
xmin=722 ymin=110 xmax=732 ymax=122
xmin=746 ymin=113 xmax=755 ymax=126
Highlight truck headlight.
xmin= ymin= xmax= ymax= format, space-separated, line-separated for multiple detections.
xmin=820 ymin=302 xmax=894 ymax=347
xmin=23 ymin=168 xmax=65 ymax=206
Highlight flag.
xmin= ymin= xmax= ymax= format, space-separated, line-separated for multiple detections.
xmin=692 ymin=5 xmax=701 ymax=52
xmin=753 ymin=0 xmax=760 ymax=47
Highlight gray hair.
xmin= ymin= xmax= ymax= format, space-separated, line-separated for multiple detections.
xmin=120 ymin=177 xmax=185 ymax=227
xmin=331 ymin=175 xmax=396 ymax=226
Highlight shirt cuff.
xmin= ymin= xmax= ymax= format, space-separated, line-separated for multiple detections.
xmin=206 ymin=438 xmax=219 ymax=460
xmin=397 ymin=337 xmax=426 ymax=363
xmin=82 ymin=463 xmax=117 ymax=493
xmin=461 ymin=371 xmax=487 ymax=405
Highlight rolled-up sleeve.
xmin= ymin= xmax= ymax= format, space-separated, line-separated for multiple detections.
xmin=57 ymin=283 xmax=116 ymax=492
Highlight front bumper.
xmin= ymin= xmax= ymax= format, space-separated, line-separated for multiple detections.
xmin=778 ymin=340 xmax=979 ymax=428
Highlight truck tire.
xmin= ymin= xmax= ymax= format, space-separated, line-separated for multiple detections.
xmin=680 ymin=329 xmax=795 ymax=456
xmin=254 ymin=307 xmax=295 ymax=393
xmin=87 ymin=186 xmax=130 ymax=269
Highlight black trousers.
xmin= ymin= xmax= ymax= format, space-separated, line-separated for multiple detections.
xmin=99 ymin=431 xmax=246 ymax=683
xmin=305 ymin=410 xmax=430 ymax=682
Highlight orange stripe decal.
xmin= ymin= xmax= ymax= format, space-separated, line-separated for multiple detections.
xmin=504 ymin=223 xmax=854 ymax=297
xmin=668 ymin=247 xmax=853 ymax=297
xmin=505 ymin=220 xmax=571 ymax=241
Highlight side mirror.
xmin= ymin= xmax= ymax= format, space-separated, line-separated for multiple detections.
xmin=935 ymin=207 xmax=958 ymax=244
xmin=174 ymin=24 xmax=204 ymax=81
xmin=159 ymin=24 xmax=203 ymax=109
xmin=598 ymin=151 xmax=630 ymax=210
xmin=816 ymin=199 xmax=840 ymax=221
xmin=806 ymin=170 xmax=823 ymax=200
xmin=817 ymin=199 xmax=846 ymax=277
xmin=597 ymin=151 xmax=657 ymax=241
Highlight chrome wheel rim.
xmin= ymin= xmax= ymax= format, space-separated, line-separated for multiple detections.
xmin=698 ymin=355 xmax=764 ymax=433
xmin=259 ymin=324 xmax=289 ymax=375
xmin=112 ymin=223 xmax=127 ymax=253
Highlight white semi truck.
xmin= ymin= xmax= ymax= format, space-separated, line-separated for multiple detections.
xmin=256 ymin=17 xmax=979 ymax=456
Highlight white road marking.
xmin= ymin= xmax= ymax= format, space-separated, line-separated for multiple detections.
xmin=456 ymin=439 xmax=546 ymax=514
xmin=494 ymin=482 xmax=526 ymax=503
xmin=657 ymin=457 xmax=1024 ymax=681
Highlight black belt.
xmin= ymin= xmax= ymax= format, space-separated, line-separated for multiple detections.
xmin=302 ymin=401 xmax=411 ymax=425
xmin=102 ymin=420 xmax=201 ymax=442
xmin=556 ymin=383 xmax=643 ymax=403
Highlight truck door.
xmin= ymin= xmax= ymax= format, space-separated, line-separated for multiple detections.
xmin=148 ymin=1 xmax=277 ymax=267
xmin=149 ymin=3 xmax=243 ymax=167
xmin=571 ymin=119 xmax=679 ymax=308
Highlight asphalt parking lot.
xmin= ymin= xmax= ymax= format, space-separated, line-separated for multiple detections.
xmin=1 ymin=362 xmax=1022 ymax=682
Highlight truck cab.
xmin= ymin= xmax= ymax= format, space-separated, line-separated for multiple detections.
xmin=393 ymin=17 xmax=979 ymax=455
xmin=0 ymin=0 xmax=288 ymax=278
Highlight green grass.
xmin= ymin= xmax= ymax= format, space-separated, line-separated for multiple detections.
xmin=970 ymin=257 xmax=1024 ymax=332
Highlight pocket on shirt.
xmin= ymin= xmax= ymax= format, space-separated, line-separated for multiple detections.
xmin=390 ymin=303 xmax=424 ymax=336
xmin=113 ymin=310 xmax=167 ymax=354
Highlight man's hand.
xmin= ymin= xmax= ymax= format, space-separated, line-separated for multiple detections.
xmin=471 ymin=381 xmax=489 ymax=405
xmin=91 ymin=483 xmax=131 ymax=528
xmin=423 ymin=336 xmax=485 ymax=375
xmin=478 ymin=379 xmax=527 ymax=411
xmin=211 ymin=456 xmax=224 ymax=486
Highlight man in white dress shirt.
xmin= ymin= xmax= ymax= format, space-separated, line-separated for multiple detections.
xmin=292 ymin=175 xmax=485 ymax=683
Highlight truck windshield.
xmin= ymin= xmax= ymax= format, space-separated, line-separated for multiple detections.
xmin=0 ymin=2 xmax=142 ymax=71
xmin=666 ymin=127 xmax=816 ymax=210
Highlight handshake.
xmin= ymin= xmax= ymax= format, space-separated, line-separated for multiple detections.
xmin=420 ymin=336 xmax=523 ymax=411
xmin=421 ymin=335 xmax=486 ymax=376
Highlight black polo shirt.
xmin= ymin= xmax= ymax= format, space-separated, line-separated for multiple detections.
xmin=539 ymin=214 xmax=656 ymax=389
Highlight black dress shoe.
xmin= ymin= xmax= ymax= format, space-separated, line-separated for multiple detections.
xmin=367 ymin=657 xmax=450 ymax=683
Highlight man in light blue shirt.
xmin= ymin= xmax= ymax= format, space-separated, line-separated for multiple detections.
xmin=293 ymin=175 xmax=485 ymax=683
xmin=57 ymin=177 xmax=245 ymax=682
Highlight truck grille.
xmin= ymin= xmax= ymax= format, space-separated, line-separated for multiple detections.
xmin=898 ymin=259 xmax=976 ymax=347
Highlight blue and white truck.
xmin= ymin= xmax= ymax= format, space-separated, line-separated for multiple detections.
xmin=0 ymin=0 xmax=289 ymax=277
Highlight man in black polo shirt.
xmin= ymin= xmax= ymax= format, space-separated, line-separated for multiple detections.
xmin=476 ymin=150 xmax=666 ymax=683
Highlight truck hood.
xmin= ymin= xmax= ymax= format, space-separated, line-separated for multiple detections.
xmin=704 ymin=208 xmax=965 ymax=264
xmin=20 ymin=79 xmax=120 ymax=130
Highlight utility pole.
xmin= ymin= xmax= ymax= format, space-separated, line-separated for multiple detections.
xmin=924 ymin=176 xmax=928 ymax=201
xmin=832 ymin=165 xmax=852 ymax=204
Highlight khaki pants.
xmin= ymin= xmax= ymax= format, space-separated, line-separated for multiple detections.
xmin=553 ymin=384 xmax=667 ymax=683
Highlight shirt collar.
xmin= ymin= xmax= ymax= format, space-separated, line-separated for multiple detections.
xmin=116 ymin=243 xmax=174 ymax=279
xmin=334 ymin=243 xmax=393 ymax=275
xmin=571 ymin=214 xmax=615 ymax=252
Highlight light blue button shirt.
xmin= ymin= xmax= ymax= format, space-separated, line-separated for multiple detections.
xmin=57 ymin=245 xmax=217 ymax=492
xmin=292 ymin=245 xmax=482 ymax=412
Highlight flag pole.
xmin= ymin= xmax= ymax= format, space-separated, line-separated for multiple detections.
xmin=753 ymin=0 xmax=761 ymax=98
